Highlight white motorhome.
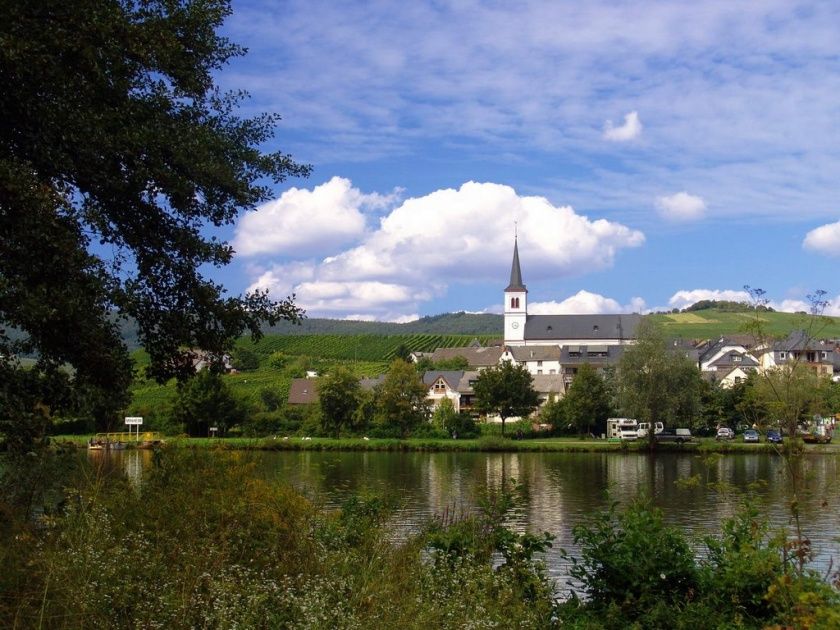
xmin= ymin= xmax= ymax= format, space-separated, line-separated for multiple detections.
xmin=607 ymin=418 xmax=639 ymax=441
xmin=637 ymin=422 xmax=664 ymax=438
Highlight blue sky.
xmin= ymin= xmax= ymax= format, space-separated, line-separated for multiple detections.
xmin=209 ymin=0 xmax=840 ymax=321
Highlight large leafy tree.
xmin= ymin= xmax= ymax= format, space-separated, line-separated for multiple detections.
xmin=172 ymin=370 xmax=243 ymax=437
xmin=318 ymin=367 xmax=362 ymax=437
xmin=375 ymin=359 xmax=429 ymax=437
xmin=564 ymin=363 xmax=612 ymax=436
xmin=616 ymin=319 xmax=703 ymax=446
xmin=0 ymin=1 xmax=308 ymax=442
xmin=741 ymin=287 xmax=834 ymax=439
xmin=473 ymin=360 xmax=539 ymax=435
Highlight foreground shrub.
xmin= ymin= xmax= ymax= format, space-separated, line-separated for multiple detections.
xmin=558 ymin=498 xmax=840 ymax=629
xmin=0 ymin=451 xmax=558 ymax=629
xmin=563 ymin=499 xmax=698 ymax=622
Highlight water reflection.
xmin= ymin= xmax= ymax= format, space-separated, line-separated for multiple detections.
xmin=257 ymin=451 xmax=840 ymax=579
xmin=91 ymin=449 xmax=840 ymax=583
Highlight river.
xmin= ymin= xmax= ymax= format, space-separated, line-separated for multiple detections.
xmin=107 ymin=449 xmax=840 ymax=584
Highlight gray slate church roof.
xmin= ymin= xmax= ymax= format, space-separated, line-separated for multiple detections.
xmin=523 ymin=314 xmax=641 ymax=341
xmin=504 ymin=238 xmax=527 ymax=292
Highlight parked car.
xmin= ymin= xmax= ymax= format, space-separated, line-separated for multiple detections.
xmin=637 ymin=421 xmax=664 ymax=438
xmin=743 ymin=429 xmax=760 ymax=443
xmin=716 ymin=427 xmax=734 ymax=441
xmin=655 ymin=428 xmax=693 ymax=444
xmin=766 ymin=429 xmax=783 ymax=444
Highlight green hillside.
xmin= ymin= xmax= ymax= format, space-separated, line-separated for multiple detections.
xmin=649 ymin=309 xmax=840 ymax=339
xmin=238 ymin=333 xmax=499 ymax=361
xmin=128 ymin=333 xmax=496 ymax=416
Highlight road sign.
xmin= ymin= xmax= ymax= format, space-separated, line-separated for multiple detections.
xmin=124 ymin=417 xmax=143 ymax=425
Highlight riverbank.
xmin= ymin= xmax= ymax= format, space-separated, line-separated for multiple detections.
xmin=52 ymin=434 xmax=839 ymax=454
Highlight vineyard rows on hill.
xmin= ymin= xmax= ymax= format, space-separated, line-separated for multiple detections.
xmin=244 ymin=334 xmax=499 ymax=362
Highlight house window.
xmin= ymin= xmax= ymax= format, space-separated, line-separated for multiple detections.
xmin=734 ymin=376 xmax=742 ymax=384
xmin=434 ymin=379 xmax=446 ymax=393
xmin=779 ymin=352 xmax=786 ymax=360
xmin=822 ymin=351 xmax=829 ymax=359
xmin=732 ymin=355 xmax=742 ymax=362
xmin=537 ymin=360 xmax=543 ymax=366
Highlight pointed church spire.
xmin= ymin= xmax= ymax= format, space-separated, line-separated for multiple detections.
xmin=505 ymin=237 xmax=527 ymax=292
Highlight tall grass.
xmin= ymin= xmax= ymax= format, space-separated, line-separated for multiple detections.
xmin=0 ymin=450 xmax=555 ymax=628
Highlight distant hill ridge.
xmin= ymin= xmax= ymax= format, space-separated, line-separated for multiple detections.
xmin=8 ymin=307 xmax=840 ymax=355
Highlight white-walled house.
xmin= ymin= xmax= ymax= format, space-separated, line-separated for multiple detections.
xmin=754 ymin=331 xmax=835 ymax=378
xmin=698 ymin=339 xmax=760 ymax=387
xmin=423 ymin=370 xmax=465 ymax=412
xmin=500 ymin=345 xmax=562 ymax=375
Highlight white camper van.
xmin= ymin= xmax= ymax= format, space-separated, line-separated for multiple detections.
xmin=607 ymin=418 xmax=639 ymax=441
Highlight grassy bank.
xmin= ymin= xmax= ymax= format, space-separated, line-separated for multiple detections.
xmin=52 ymin=434 xmax=837 ymax=454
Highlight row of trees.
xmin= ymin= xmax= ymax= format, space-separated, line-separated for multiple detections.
xmin=319 ymin=360 xmax=428 ymax=438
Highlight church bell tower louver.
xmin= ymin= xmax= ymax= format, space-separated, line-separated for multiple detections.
xmin=504 ymin=237 xmax=527 ymax=344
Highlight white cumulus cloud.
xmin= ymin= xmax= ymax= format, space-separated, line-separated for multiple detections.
xmin=655 ymin=192 xmax=707 ymax=222
xmin=803 ymin=221 xmax=840 ymax=256
xmin=233 ymin=176 xmax=401 ymax=257
xmin=603 ymin=111 xmax=642 ymax=142
xmin=244 ymin=179 xmax=645 ymax=319
xmin=530 ymin=290 xmax=645 ymax=314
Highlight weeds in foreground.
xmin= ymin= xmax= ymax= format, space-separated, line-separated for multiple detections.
xmin=1 ymin=450 xmax=838 ymax=628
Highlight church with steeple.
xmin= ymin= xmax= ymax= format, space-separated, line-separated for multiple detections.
xmin=502 ymin=238 xmax=641 ymax=348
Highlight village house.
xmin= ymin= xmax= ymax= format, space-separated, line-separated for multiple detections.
xmin=753 ymin=331 xmax=835 ymax=378
xmin=698 ymin=337 xmax=760 ymax=387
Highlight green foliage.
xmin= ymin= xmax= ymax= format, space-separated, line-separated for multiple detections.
xmin=683 ymin=299 xmax=772 ymax=312
xmin=541 ymin=395 xmax=569 ymax=434
xmin=473 ymin=361 xmax=540 ymax=434
xmin=231 ymin=346 xmax=260 ymax=371
xmin=268 ymin=351 xmax=288 ymax=370
xmin=699 ymin=501 xmax=785 ymax=622
xmin=650 ymin=308 xmax=840 ymax=339
xmin=425 ymin=479 xmax=555 ymax=612
xmin=258 ymin=387 xmax=282 ymax=412
xmin=0 ymin=0 xmax=308 ymax=444
xmin=433 ymin=355 xmax=470 ymax=370
xmin=318 ymin=367 xmax=362 ymax=437
xmin=375 ymin=359 xmax=429 ymax=437
xmin=617 ymin=319 xmax=704 ymax=438
xmin=564 ymin=499 xmax=698 ymax=619
xmin=393 ymin=343 xmax=412 ymax=362
xmin=559 ymin=498 xmax=840 ymax=629
xmin=414 ymin=356 xmax=434 ymax=373
xmin=245 ymin=333 xmax=497 ymax=362
xmin=0 ymin=452 xmax=559 ymax=628
xmin=431 ymin=398 xmax=458 ymax=431
xmin=563 ymin=364 xmax=612 ymax=435
xmin=172 ymin=371 xmax=244 ymax=436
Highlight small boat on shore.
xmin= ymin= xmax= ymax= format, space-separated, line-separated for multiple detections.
xmin=87 ymin=432 xmax=164 ymax=450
